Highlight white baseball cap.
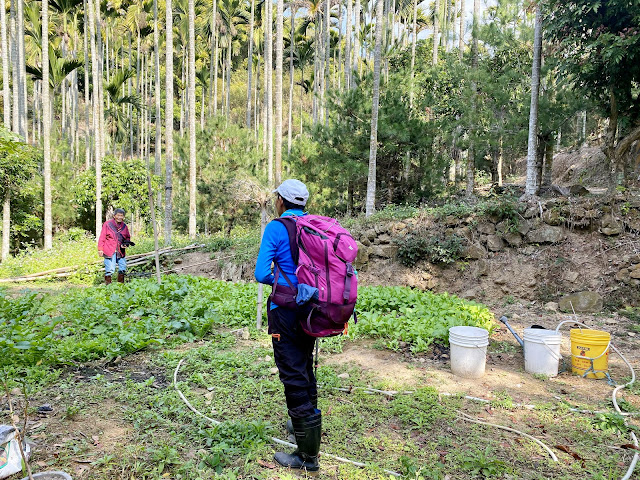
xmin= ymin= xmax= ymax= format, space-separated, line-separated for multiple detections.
xmin=273 ymin=179 xmax=309 ymax=206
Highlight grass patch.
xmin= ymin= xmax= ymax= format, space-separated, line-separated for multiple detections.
xmin=0 ymin=278 xmax=634 ymax=479
xmin=1 ymin=338 xmax=631 ymax=479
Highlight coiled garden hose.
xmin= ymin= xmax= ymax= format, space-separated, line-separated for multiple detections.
xmin=554 ymin=319 xmax=638 ymax=480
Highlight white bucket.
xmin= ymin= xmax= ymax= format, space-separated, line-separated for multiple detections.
xmin=523 ymin=328 xmax=562 ymax=377
xmin=449 ymin=326 xmax=489 ymax=379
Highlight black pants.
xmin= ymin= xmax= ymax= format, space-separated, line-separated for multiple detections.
xmin=268 ymin=306 xmax=317 ymax=419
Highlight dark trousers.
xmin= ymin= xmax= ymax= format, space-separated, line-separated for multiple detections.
xmin=268 ymin=306 xmax=317 ymax=419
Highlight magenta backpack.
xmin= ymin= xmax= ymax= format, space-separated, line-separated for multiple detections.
xmin=271 ymin=215 xmax=358 ymax=337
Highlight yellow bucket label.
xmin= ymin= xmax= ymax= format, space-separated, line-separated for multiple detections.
xmin=571 ymin=330 xmax=610 ymax=379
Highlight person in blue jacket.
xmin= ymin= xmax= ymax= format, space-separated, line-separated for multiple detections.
xmin=255 ymin=179 xmax=321 ymax=473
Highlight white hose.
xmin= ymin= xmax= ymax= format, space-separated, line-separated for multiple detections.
xmin=621 ymin=432 xmax=639 ymax=480
xmin=554 ymin=319 xmax=639 ymax=480
xmin=175 ymin=316 xmax=639 ymax=479
xmin=173 ymin=358 xmax=402 ymax=477
xmin=609 ymin=343 xmax=639 ymax=480
xmin=611 ymin=343 xmax=637 ymax=416
xmin=458 ymin=412 xmax=558 ymax=462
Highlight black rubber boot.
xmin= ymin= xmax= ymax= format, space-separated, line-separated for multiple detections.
xmin=286 ymin=393 xmax=317 ymax=442
xmin=105 ymin=275 xmax=112 ymax=285
xmin=275 ymin=411 xmax=321 ymax=473
xmin=117 ymin=272 xmax=125 ymax=283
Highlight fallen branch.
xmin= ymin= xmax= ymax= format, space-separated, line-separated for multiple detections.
xmin=161 ymin=253 xmax=242 ymax=274
xmin=0 ymin=244 xmax=207 ymax=283
xmin=0 ymin=271 xmax=80 ymax=283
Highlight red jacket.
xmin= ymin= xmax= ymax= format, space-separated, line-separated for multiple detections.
xmin=98 ymin=219 xmax=131 ymax=258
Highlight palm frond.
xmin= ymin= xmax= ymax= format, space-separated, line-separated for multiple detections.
xmin=50 ymin=0 xmax=84 ymax=14
xmin=115 ymin=94 xmax=143 ymax=110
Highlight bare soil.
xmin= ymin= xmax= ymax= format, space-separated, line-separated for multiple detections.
xmin=514 ymin=145 xmax=612 ymax=188
xmin=28 ymin=400 xmax=132 ymax=479
xmin=324 ymin=320 xmax=640 ymax=412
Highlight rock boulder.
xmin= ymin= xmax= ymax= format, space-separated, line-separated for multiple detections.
xmin=370 ymin=245 xmax=398 ymax=259
xmin=477 ymin=222 xmax=496 ymax=235
xmin=503 ymin=232 xmax=523 ymax=247
xmin=463 ymin=243 xmax=487 ymax=260
xmin=526 ymin=225 xmax=565 ymax=244
xmin=355 ymin=241 xmax=370 ymax=264
xmin=558 ymin=291 xmax=603 ymax=313
xmin=487 ymin=234 xmax=505 ymax=252
xmin=600 ymin=214 xmax=622 ymax=236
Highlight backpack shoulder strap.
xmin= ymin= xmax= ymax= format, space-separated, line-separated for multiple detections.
xmin=106 ymin=220 xmax=119 ymax=234
xmin=273 ymin=217 xmax=299 ymax=265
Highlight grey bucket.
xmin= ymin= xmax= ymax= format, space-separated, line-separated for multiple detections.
xmin=20 ymin=472 xmax=72 ymax=480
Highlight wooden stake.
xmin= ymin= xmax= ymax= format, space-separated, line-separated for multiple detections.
xmin=256 ymin=204 xmax=268 ymax=329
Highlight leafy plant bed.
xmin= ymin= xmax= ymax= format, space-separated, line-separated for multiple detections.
xmin=1 ymin=278 xmax=494 ymax=380
xmin=0 ymin=277 xmax=260 ymax=375
xmin=355 ymin=286 xmax=496 ymax=353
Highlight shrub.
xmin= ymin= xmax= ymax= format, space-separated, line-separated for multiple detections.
xmin=396 ymin=235 xmax=431 ymax=267
xmin=481 ymin=196 xmax=523 ymax=224
xmin=424 ymin=235 xmax=463 ymax=264
xmin=397 ymin=234 xmax=463 ymax=266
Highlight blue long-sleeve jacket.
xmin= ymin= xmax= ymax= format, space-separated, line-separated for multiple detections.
xmin=255 ymin=209 xmax=305 ymax=308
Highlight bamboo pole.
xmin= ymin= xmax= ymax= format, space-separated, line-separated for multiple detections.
xmin=256 ymin=205 xmax=268 ymax=329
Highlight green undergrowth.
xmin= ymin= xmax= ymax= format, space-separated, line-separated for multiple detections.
xmin=341 ymin=196 xmax=523 ymax=229
xmin=427 ymin=195 xmax=524 ymax=222
xmin=0 ymin=228 xmax=260 ymax=281
xmin=341 ymin=205 xmax=420 ymax=229
xmin=0 ymin=229 xmax=99 ymax=279
xmin=0 ymin=278 xmax=495 ymax=384
xmin=5 ymin=338 xmax=631 ymax=480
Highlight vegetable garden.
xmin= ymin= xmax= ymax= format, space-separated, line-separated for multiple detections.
xmin=1 ymin=274 xmax=638 ymax=479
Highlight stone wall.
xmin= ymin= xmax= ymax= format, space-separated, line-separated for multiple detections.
xmin=352 ymin=192 xmax=640 ymax=306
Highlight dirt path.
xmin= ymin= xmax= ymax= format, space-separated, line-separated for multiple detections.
xmin=324 ymin=308 xmax=640 ymax=413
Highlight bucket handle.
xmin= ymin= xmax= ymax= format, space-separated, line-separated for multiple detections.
xmin=451 ymin=342 xmax=488 ymax=349
xmin=539 ymin=338 xmax=563 ymax=361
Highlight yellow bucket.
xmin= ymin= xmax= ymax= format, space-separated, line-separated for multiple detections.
xmin=570 ymin=329 xmax=610 ymax=379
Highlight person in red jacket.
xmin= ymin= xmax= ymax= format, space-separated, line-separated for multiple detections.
xmin=97 ymin=208 xmax=133 ymax=284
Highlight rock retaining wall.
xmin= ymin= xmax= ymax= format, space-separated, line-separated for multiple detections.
xmin=352 ymin=192 xmax=640 ymax=307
